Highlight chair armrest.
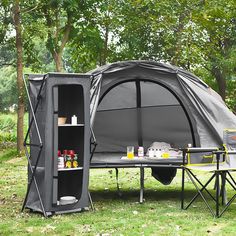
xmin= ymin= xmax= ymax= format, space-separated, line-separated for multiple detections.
xmin=181 ymin=147 xmax=219 ymax=153
xmin=227 ymin=151 xmax=236 ymax=155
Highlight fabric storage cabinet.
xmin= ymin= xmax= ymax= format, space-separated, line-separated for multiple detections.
xmin=24 ymin=73 xmax=90 ymax=216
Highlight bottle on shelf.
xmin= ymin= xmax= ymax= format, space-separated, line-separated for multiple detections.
xmin=138 ymin=146 xmax=144 ymax=157
xmin=72 ymin=154 xmax=79 ymax=168
xmin=64 ymin=150 xmax=72 ymax=168
xmin=71 ymin=115 xmax=77 ymax=125
xmin=58 ymin=150 xmax=65 ymax=169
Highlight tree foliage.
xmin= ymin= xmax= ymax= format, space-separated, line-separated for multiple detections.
xmin=0 ymin=0 xmax=235 ymax=112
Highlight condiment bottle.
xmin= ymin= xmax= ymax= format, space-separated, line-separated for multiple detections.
xmin=138 ymin=146 xmax=144 ymax=157
xmin=149 ymin=148 xmax=155 ymax=158
xmin=72 ymin=154 xmax=79 ymax=168
xmin=58 ymin=150 xmax=64 ymax=169
xmin=71 ymin=115 xmax=77 ymax=125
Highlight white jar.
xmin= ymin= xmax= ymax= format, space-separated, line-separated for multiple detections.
xmin=155 ymin=149 xmax=162 ymax=158
xmin=71 ymin=115 xmax=77 ymax=125
xmin=138 ymin=146 xmax=144 ymax=157
xmin=149 ymin=148 xmax=155 ymax=158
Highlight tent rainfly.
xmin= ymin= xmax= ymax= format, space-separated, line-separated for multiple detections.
xmin=89 ymin=60 xmax=236 ymax=159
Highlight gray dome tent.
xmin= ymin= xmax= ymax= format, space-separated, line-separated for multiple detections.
xmin=90 ymin=60 xmax=236 ymax=153
xmin=89 ymin=60 xmax=236 ymax=186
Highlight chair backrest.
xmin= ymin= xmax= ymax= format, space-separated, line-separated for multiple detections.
xmin=223 ymin=129 xmax=236 ymax=167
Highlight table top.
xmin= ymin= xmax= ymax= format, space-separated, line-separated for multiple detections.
xmin=90 ymin=153 xmax=184 ymax=168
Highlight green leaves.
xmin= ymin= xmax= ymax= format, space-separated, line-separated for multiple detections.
xmin=0 ymin=0 xmax=235 ymax=110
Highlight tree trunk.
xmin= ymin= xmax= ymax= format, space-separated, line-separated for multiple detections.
xmin=13 ymin=0 xmax=25 ymax=154
xmin=100 ymin=25 xmax=109 ymax=66
xmin=53 ymin=52 xmax=63 ymax=72
xmin=211 ymin=67 xmax=226 ymax=101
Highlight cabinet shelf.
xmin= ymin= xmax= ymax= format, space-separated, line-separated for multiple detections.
xmin=58 ymin=124 xmax=84 ymax=127
xmin=58 ymin=167 xmax=83 ymax=171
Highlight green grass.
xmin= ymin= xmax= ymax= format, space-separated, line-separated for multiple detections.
xmin=1 ymin=151 xmax=236 ymax=235
xmin=1 ymin=113 xmax=236 ymax=235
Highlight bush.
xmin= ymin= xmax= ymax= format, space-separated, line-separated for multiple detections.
xmin=0 ymin=113 xmax=28 ymax=147
xmin=0 ymin=113 xmax=17 ymax=144
xmin=0 ymin=66 xmax=18 ymax=112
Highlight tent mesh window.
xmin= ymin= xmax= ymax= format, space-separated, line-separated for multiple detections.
xmin=94 ymin=80 xmax=192 ymax=154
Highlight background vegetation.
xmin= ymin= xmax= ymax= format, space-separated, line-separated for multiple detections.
xmin=0 ymin=0 xmax=236 ymax=112
xmin=1 ymin=154 xmax=236 ymax=235
xmin=1 ymin=1 xmax=236 ymax=153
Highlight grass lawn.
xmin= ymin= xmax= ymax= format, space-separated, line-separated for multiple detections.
xmin=1 ymin=150 xmax=236 ymax=235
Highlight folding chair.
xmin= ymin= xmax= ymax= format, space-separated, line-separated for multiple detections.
xmin=181 ymin=140 xmax=236 ymax=217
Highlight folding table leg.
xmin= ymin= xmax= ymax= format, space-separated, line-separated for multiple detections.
xmin=140 ymin=167 xmax=144 ymax=203
xmin=115 ymin=168 xmax=122 ymax=197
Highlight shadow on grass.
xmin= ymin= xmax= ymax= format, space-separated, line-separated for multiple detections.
xmin=0 ymin=148 xmax=18 ymax=164
xmin=90 ymin=188 xmax=199 ymax=203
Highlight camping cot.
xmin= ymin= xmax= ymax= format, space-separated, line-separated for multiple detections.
xmin=89 ymin=61 xmax=236 ymax=199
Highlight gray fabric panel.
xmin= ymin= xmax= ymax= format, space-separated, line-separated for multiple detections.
xmin=94 ymin=108 xmax=139 ymax=152
xmin=141 ymin=106 xmax=192 ymax=149
xmin=98 ymin=81 xmax=136 ymax=111
xmin=58 ymin=85 xmax=85 ymax=123
xmin=26 ymin=167 xmax=45 ymax=213
xmin=141 ymin=81 xmax=179 ymax=106
xmin=29 ymin=81 xmax=46 ymax=167
xmin=178 ymin=74 xmax=236 ymax=146
xmin=29 ymin=80 xmax=46 ymax=112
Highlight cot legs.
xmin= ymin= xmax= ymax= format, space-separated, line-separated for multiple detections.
xmin=140 ymin=167 xmax=145 ymax=203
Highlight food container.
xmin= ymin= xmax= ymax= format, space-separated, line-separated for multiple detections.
xmin=59 ymin=196 xmax=77 ymax=205
xmin=65 ymin=155 xmax=72 ymax=168
xmin=58 ymin=117 xmax=67 ymax=125
xmin=148 ymin=148 xmax=155 ymax=158
xmin=58 ymin=150 xmax=64 ymax=169
xmin=154 ymin=148 xmax=162 ymax=158
xmin=58 ymin=156 xmax=64 ymax=169
xmin=72 ymin=154 xmax=79 ymax=168
xmin=138 ymin=146 xmax=144 ymax=157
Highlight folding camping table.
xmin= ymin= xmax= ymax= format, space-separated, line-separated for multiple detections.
xmin=90 ymin=153 xmax=183 ymax=203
